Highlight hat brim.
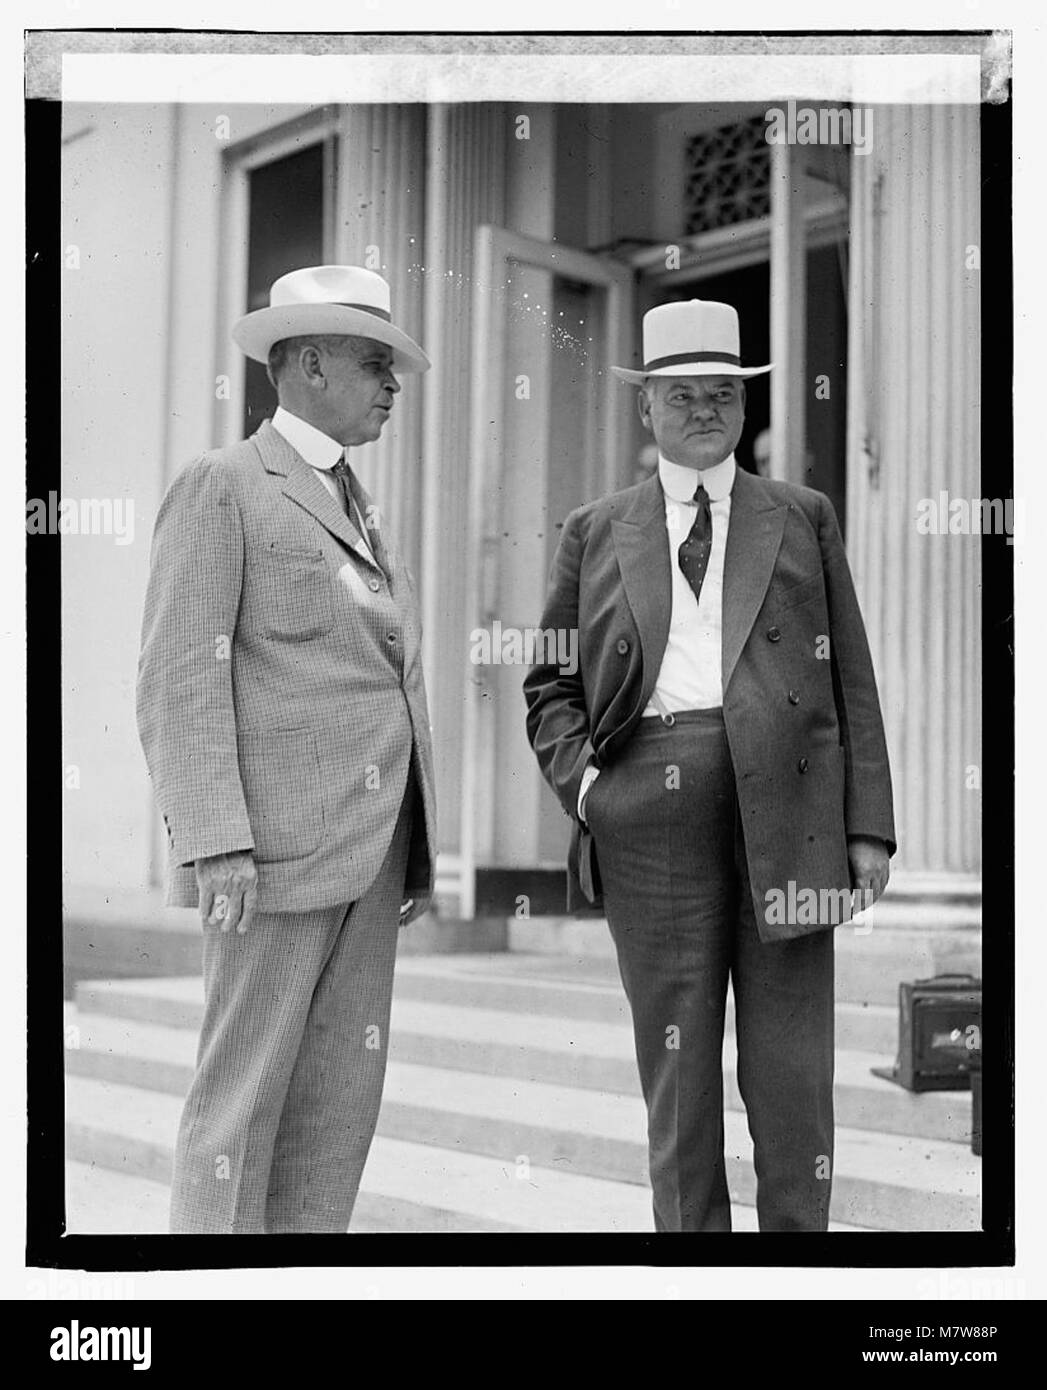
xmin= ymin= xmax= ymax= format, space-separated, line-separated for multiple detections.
xmin=611 ymin=361 xmax=773 ymax=385
xmin=232 ymin=303 xmax=430 ymax=373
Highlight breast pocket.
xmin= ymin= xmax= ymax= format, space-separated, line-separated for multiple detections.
xmin=772 ymin=571 xmax=825 ymax=614
xmin=255 ymin=545 xmax=335 ymax=641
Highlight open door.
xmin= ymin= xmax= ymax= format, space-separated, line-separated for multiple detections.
xmin=453 ymin=228 xmax=632 ymax=918
xmin=769 ymin=133 xmax=851 ymax=530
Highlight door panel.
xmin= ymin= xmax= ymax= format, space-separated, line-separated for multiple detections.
xmin=458 ymin=228 xmax=632 ymax=912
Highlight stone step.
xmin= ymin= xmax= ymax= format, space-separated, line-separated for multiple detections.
xmin=395 ymin=959 xmax=902 ymax=1054
xmin=66 ymin=1081 xmax=813 ymax=1233
xmin=64 ymin=1155 xmax=521 ymax=1235
xmin=66 ymin=992 xmax=971 ymax=1145
xmin=75 ymin=954 xmax=901 ymax=1054
xmin=374 ymin=1060 xmax=978 ymax=1233
xmin=65 ymin=1025 xmax=979 ymax=1231
xmin=66 ymin=1159 xmax=172 ymax=1235
xmin=62 ymin=892 xmax=509 ymax=995
xmin=64 ymin=882 xmax=981 ymax=1011
xmin=508 ymin=921 xmax=980 ymax=1007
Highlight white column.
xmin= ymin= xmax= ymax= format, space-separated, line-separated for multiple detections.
xmin=846 ymin=104 xmax=981 ymax=884
xmin=769 ymin=139 xmax=807 ymax=483
xmin=419 ymin=105 xmax=508 ymax=908
xmin=335 ymin=104 xmax=427 ymax=572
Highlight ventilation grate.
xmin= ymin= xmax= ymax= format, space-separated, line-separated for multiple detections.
xmin=684 ymin=115 xmax=772 ymax=235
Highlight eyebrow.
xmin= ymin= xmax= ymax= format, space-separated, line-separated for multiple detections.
xmin=349 ymin=339 xmax=393 ymax=362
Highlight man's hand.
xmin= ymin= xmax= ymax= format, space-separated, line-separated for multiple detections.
xmin=195 ymin=850 xmax=258 ymax=934
xmin=398 ymin=893 xmax=432 ymax=927
xmin=848 ymin=836 xmax=890 ymax=912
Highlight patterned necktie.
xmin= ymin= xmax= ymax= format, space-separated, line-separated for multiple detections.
xmin=331 ymin=457 xmax=391 ymax=581
xmin=677 ymin=480 xmax=713 ymax=606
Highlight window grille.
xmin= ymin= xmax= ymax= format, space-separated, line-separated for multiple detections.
xmin=684 ymin=115 xmax=771 ymax=234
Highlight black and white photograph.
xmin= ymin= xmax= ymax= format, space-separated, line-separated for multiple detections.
xmin=15 ymin=7 xmax=1034 ymax=1328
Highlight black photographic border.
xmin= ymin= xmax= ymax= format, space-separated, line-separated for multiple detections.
xmin=26 ymin=28 xmax=1014 ymax=1278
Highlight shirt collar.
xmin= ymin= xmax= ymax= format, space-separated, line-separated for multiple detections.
xmin=658 ymin=451 xmax=736 ymax=504
xmin=271 ymin=406 xmax=345 ymax=471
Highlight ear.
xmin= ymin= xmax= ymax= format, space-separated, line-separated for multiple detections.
xmin=637 ymin=385 xmax=653 ymax=432
xmin=297 ymin=342 xmax=326 ymax=387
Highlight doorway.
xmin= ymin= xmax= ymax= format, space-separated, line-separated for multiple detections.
xmin=457 ymin=227 xmax=632 ymax=916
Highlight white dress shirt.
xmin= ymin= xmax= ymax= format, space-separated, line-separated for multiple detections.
xmin=269 ymin=406 xmax=376 ymax=561
xmin=642 ymin=450 xmax=735 ymax=716
xmin=578 ymin=450 xmax=736 ymax=820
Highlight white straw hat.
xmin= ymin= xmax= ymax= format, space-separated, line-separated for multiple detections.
xmin=611 ymin=299 xmax=772 ymax=384
xmin=232 ymin=265 xmax=430 ymax=373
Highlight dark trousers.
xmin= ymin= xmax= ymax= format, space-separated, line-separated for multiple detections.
xmin=585 ymin=710 xmax=835 ymax=1232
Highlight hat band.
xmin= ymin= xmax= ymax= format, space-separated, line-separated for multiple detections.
xmin=644 ymin=350 xmax=741 ymax=371
xmin=332 ymin=301 xmax=392 ymax=322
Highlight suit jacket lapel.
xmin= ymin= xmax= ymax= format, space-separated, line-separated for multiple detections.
xmin=612 ymin=474 xmax=672 ymax=710
xmin=252 ymin=420 xmax=380 ymax=570
xmin=721 ymin=467 xmax=788 ymax=692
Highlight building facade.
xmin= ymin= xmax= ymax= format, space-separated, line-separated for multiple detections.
xmin=61 ymin=97 xmax=981 ymax=936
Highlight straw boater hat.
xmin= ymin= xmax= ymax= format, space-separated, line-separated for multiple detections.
xmin=232 ymin=265 xmax=430 ymax=373
xmin=611 ymin=299 xmax=772 ymax=385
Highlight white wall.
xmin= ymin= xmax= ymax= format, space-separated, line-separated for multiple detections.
xmin=61 ymin=102 xmax=315 ymax=896
xmin=62 ymin=103 xmax=176 ymax=894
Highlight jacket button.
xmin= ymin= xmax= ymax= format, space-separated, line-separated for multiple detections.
xmin=788 ymin=689 xmax=800 ymax=705
xmin=798 ymin=757 xmax=809 ymax=773
xmin=767 ymin=627 xmax=781 ymax=642
xmin=369 ymin=578 xmax=381 ymax=593
xmin=387 ymin=632 xmax=398 ymax=644
xmin=616 ymin=638 xmax=630 ymax=655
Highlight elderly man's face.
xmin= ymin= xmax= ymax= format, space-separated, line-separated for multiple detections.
xmin=322 ymin=337 xmax=401 ymax=446
xmin=288 ymin=336 xmax=400 ymax=446
xmin=638 ymin=374 xmax=745 ymax=470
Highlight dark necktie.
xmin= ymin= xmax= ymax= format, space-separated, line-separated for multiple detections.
xmin=677 ymin=481 xmax=713 ymax=606
xmin=331 ymin=457 xmax=390 ymax=581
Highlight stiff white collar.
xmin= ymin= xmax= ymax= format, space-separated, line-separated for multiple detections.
xmin=658 ymin=451 xmax=736 ymax=504
xmin=271 ymin=406 xmax=344 ymax=471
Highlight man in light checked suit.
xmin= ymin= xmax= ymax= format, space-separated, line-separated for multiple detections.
xmin=137 ymin=265 xmax=437 ymax=1234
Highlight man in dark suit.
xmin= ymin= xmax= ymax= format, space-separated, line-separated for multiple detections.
xmin=523 ymin=300 xmax=895 ymax=1232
